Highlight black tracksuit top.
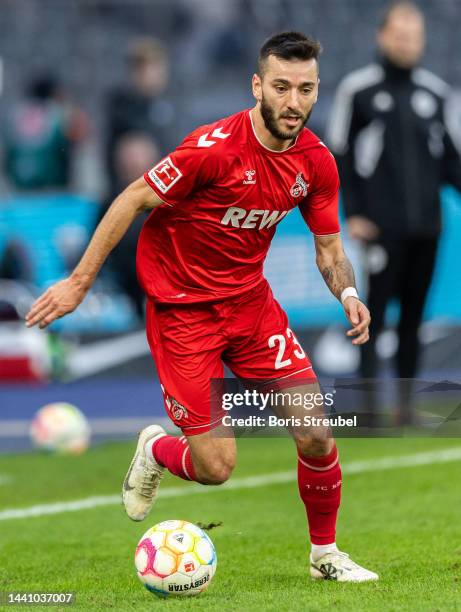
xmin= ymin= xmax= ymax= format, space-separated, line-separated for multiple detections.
xmin=327 ymin=57 xmax=461 ymax=237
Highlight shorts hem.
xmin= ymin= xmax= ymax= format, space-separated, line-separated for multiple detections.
xmin=180 ymin=414 xmax=224 ymax=436
xmin=257 ymin=367 xmax=318 ymax=391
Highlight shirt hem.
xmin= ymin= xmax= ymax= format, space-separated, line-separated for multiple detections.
xmin=146 ymin=277 xmax=268 ymax=305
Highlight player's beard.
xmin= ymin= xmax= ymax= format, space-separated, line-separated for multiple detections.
xmin=260 ymin=94 xmax=312 ymax=141
xmin=260 ymin=95 xmax=312 ymax=140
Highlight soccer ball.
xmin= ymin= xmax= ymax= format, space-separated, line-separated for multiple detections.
xmin=135 ymin=520 xmax=217 ymax=597
xmin=30 ymin=402 xmax=91 ymax=454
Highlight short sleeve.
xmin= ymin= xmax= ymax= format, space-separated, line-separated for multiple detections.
xmin=143 ymin=129 xmax=223 ymax=206
xmin=299 ymin=148 xmax=341 ymax=235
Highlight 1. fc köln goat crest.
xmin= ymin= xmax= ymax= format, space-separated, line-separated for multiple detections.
xmin=290 ymin=173 xmax=309 ymax=198
xmin=171 ymin=398 xmax=188 ymax=421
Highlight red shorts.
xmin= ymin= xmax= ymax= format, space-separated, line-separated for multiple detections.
xmin=145 ymin=280 xmax=316 ymax=435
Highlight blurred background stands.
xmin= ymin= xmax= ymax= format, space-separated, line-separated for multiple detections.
xmin=0 ymin=0 xmax=460 ymax=377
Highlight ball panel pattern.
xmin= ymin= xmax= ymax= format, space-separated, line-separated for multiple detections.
xmin=166 ymin=529 xmax=194 ymax=554
xmin=153 ymin=548 xmax=178 ymax=578
xmin=135 ymin=520 xmax=217 ymax=598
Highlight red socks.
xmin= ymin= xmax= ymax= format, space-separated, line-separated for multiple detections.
xmin=151 ymin=435 xmax=197 ymax=481
xmin=151 ymin=434 xmax=341 ymax=547
xmin=297 ymin=444 xmax=342 ymax=545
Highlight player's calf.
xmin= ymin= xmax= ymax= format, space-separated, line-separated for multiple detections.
xmin=297 ymin=442 xmax=342 ymax=566
xmin=187 ymin=429 xmax=237 ymax=485
xmin=193 ymin=457 xmax=235 ymax=485
xmin=147 ymin=429 xmax=236 ymax=486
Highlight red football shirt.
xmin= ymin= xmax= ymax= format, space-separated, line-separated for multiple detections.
xmin=138 ymin=109 xmax=340 ymax=303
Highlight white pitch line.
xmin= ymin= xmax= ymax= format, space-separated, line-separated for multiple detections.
xmin=0 ymin=447 xmax=461 ymax=522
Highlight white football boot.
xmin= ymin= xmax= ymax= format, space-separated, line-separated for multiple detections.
xmin=310 ymin=551 xmax=379 ymax=582
xmin=122 ymin=424 xmax=166 ymax=521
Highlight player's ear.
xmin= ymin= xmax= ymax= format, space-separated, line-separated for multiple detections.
xmin=252 ymin=73 xmax=262 ymax=102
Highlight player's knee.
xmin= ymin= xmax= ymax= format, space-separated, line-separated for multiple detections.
xmin=294 ymin=430 xmax=333 ymax=457
xmin=195 ymin=457 xmax=235 ymax=485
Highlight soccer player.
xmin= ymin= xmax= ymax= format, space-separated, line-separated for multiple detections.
xmin=26 ymin=32 xmax=378 ymax=582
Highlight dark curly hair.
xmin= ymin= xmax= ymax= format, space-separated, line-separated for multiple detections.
xmin=258 ymin=31 xmax=322 ymax=76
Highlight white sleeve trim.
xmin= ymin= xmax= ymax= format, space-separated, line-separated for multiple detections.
xmin=444 ymin=90 xmax=461 ymax=155
xmin=412 ymin=68 xmax=450 ymax=97
xmin=326 ymin=64 xmax=384 ymax=155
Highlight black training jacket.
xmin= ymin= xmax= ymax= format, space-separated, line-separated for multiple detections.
xmin=326 ymin=57 xmax=461 ymax=237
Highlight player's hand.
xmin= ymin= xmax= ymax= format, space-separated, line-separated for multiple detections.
xmin=347 ymin=216 xmax=379 ymax=242
xmin=25 ymin=277 xmax=88 ymax=329
xmin=343 ymin=297 xmax=370 ymax=345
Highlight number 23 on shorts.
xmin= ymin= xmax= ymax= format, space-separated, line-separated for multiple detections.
xmin=268 ymin=328 xmax=306 ymax=371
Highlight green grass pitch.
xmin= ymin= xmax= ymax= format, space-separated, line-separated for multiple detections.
xmin=0 ymin=436 xmax=460 ymax=611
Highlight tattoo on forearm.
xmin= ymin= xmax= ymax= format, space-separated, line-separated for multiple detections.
xmin=319 ymin=257 xmax=356 ymax=301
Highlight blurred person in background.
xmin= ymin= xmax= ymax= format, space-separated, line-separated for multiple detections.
xmin=103 ymin=132 xmax=161 ymax=319
xmin=2 ymin=75 xmax=90 ymax=191
xmin=0 ymin=239 xmax=32 ymax=285
xmin=327 ymin=1 xmax=461 ymax=422
xmin=105 ymin=37 xmax=176 ymax=184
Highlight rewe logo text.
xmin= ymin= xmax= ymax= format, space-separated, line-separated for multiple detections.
xmin=220 ymin=206 xmax=289 ymax=229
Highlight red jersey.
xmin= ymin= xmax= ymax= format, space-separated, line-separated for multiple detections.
xmin=138 ymin=109 xmax=340 ymax=303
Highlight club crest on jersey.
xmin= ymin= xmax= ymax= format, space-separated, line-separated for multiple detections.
xmin=171 ymin=398 xmax=188 ymax=421
xmin=161 ymin=385 xmax=189 ymax=421
xmin=243 ymin=169 xmax=256 ymax=185
xmin=147 ymin=156 xmax=182 ymax=193
xmin=290 ymin=173 xmax=308 ymax=198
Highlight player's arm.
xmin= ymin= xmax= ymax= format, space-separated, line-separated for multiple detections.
xmin=314 ymin=233 xmax=370 ymax=345
xmin=25 ymin=178 xmax=163 ymax=329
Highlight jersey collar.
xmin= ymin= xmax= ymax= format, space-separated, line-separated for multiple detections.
xmin=247 ymin=109 xmax=301 ymax=154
